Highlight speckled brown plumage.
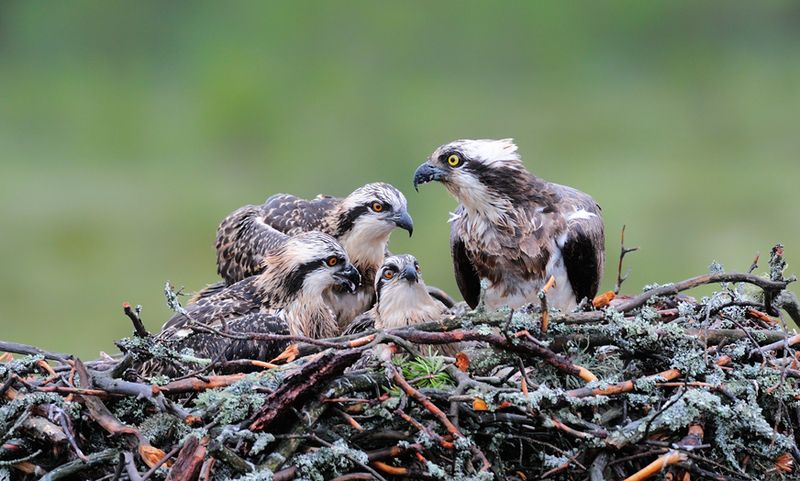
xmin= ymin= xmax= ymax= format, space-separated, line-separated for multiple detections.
xmin=203 ymin=183 xmax=413 ymax=327
xmin=155 ymin=231 xmax=360 ymax=367
xmin=414 ymin=139 xmax=605 ymax=312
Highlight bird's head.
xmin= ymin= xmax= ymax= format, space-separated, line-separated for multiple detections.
xmin=373 ymin=254 xmax=445 ymax=328
xmin=375 ymin=254 xmax=426 ymax=302
xmin=335 ymin=182 xmax=413 ymax=239
xmin=413 ymin=139 xmax=532 ymax=212
xmin=267 ymin=231 xmax=361 ymax=298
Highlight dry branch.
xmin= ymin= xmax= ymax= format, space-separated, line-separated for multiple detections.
xmin=1 ymin=267 xmax=799 ymax=480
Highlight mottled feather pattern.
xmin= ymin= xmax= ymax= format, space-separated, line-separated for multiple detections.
xmin=261 ymin=193 xmax=339 ymax=235
xmin=421 ymin=139 xmax=605 ymax=311
xmin=152 ymin=232 xmax=351 ymax=374
xmin=207 ymin=183 xmax=410 ymax=326
xmin=215 ymin=205 xmax=289 ymax=285
xmin=168 ymin=312 xmax=290 ymax=364
xmin=162 ymin=276 xmax=265 ymax=332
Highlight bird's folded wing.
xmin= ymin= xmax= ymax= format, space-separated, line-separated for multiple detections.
xmin=341 ymin=310 xmax=377 ymax=336
xmin=450 ymin=211 xmax=482 ymax=309
xmin=160 ymin=277 xmax=261 ymax=332
xmin=260 ymin=193 xmax=340 ymax=235
xmin=171 ymin=312 xmax=291 ymax=363
xmin=215 ymin=204 xmax=289 ymax=284
xmin=558 ymin=187 xmax=605 ymax=303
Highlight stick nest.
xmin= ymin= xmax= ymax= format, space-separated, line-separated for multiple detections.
xmin=2 ymin=251 xmax=800 ymax=481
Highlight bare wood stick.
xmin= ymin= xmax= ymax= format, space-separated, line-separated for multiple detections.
xmin=615 ymin=225 xmax=639 ymax=294
xmin=140 ymin=444 xmax=182 ymax=481
xmin=622 ymin=423 xmax=703 ymax=481
xmin=157 ymin=374 xmax=246 ymax=395
xmin=123 ymin=451 xmax=143 ymax=481
xmin=38 ymin=448 xmax=119 ymax=481
xmin=165 ymin=435 xmax=207 ymax=481
xmin=0 ymin=341 xmax=70 ymax=363
xmin=755 ymin=333 xmax=800 ymax=356
xmin=122 ymin=302 xmax=149 ymax=338
xmin=249 ymin=348 xmax=364 ymax=431
xmin=590 ymin=451 xmax=609 ymax=481
xmin=539 ymin=275 xmax=556 ymax=333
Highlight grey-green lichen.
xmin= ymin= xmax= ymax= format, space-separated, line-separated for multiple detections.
xmin=230 ymin=469 xmax=274 ymax=481
xmin=193 ymin=374 xmax=269 ymax=424
xmin=138 ymin=412 xmax=192 ymax=446
xmin=0 ymin=355 xmax=45 ymax=379
xmin=292 ymin=439 xmax=369 ymax=481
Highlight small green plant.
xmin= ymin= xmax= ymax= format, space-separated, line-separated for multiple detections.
xmin=397 ymin=353 xmax=453 ymax=389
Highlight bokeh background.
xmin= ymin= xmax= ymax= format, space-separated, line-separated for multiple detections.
xmin=1 ymin=2 xmax=798 ymax=358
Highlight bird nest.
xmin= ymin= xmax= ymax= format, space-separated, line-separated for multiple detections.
xmin=2 ymin=247 xmax=800 ymax=481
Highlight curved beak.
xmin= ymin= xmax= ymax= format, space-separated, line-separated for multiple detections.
xmin=400 ymin=264 xmax=419 ymax=283
xmin=413 ymin=163 xmax=445 ymax=192
xmin=391 ymin=210 xmax=414 ymax=237
xmin=333 ymin=264 xmax=361 ymax=294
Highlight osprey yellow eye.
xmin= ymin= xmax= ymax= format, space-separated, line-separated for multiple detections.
xmin=447 ymin=154 xmax=461 ymax=167
xmin=371 ymin=202 xmax=384 ymax=212
xmin=326 ymin=256 xmax=338 ymax=267
xmin=415 ymin=264 xmax=421 ymax=273
xmin=383 ymin=269 xmax=395 ymax=280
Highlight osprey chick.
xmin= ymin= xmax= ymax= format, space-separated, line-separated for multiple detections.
xmin=345 ymin=254 xmax=447 ymax=333
xmin=212 ymin=182 xmax=413 ymax=326
xmin=344 ymin=254 xmax=457 ymax=356
xmin=160 ymin=231 xmax=360 ymax=362
xmin=413 ymin=139 xmax=604 ymax=311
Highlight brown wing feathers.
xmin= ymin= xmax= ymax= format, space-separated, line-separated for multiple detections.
xmin=215 ymin=205 xmax=290 ymax=285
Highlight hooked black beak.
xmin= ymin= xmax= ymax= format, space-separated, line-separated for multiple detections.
xmin=334 ymin=264 xmax=361 ymax=294
xmin=392 ymin=210 xmax=414 ymax=237
xmin=400 ymin=264 xmax=419 ymax=283
xmin=413 ymin=163 xmax=445 ymax=192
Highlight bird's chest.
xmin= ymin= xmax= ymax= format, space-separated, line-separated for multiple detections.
xmin=480 ymin=253 xmax=575 ymax=311
xmin=328 ymin=285 xmax=375 ymax=330
xmin=458 ymin=212 xmax=575 ymax=310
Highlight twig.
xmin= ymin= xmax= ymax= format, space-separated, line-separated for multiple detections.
xmin=622 ymin=423 xmax=703 ymax=481
xmin=123 ymin=302 xmax=150 ymax=338
xmin=0 ymin=340 xmax=70 ymax=363
xmin=590 ymin=451 xmax=609 ymax=481
xmin=615 ymin=225 xmax=639 ymax=294
xmin=389 ymin=362 xmax=491 ymax=472
xmin=249 ymin=347 xmax=364 ymax=431
xmin=123 ymin=451 xmax=143 ymax=481
xmin=539 ymin=275 xmax=556 ymax=333
xmin=38 ymin=448 xmax=119 ymax=481
xmin=140 ymin=444 xmax=182 ymax=481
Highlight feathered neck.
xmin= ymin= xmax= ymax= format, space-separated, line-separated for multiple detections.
xmin=375 ymin=281 xmax=445 ymax=329
xmin=337 ymin=229 xmax=388 ymax=286
xmin=253 ymin=261 xmax=294 ymax=307
xmin=323 ymin=207 xmax=391 ymax=286
xmin=283 ymin=290 xmax=339 ymax=338
xmin=452 ymin=172 xmax=556 ymax=231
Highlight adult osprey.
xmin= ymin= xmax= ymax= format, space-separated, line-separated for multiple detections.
xmin=159 ymin=231 xmax=360 ymax=363
xmin=413 ymin=139 xmax=604 ymax=312
xmin=202 ymin=182 xmax=413 ymax=327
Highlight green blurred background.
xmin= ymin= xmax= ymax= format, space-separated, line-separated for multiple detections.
xmin=1 ymin=2 xmax=798 ymax=359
